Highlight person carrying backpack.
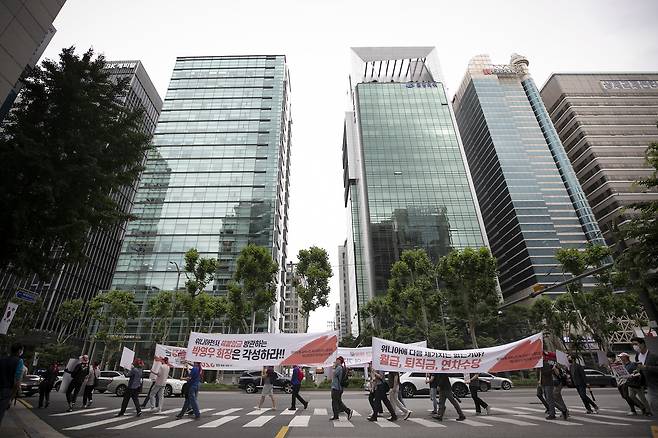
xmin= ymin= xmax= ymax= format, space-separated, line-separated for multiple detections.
xmin=329 ymin=356 xmax=353 ymax=421
xmin=65 ymin=355 xmax=90 ymax=412
xmin=289 ymin=364 xmax=308 ymax=410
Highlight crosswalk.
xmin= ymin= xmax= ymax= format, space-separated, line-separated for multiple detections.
xmin=55 ymin=404 xmax=649 ymax=432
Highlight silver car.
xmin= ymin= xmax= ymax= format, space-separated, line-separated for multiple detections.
xmin=477 ymin=372 xmax=513 ymax=390
xmin=106 ymin=370 xmax=185 ymax=397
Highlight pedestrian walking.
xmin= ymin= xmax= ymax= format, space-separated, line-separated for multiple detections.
xmin=149 ymin=357 xmax=170 ymax=412
xmin=0 ymin=343 xmax=24 ymax=426
xmin=177 ymin=361 xmax=202 ymax=419
xmin=552 ymin=363 xmax=570 ymax=419
xmin=607 ymin=351 xmax=642 ymax=415
xmin=82 ymin=361 xmax=100 ymax=408
xmin=618 ymin=352 xmax=651 ymax=415
xmin=468 ymin=373 xmax=491 ymax=415
xmin=427 ymin=373 xmax=439 ymax=414
xmin=536 ymin=383 xmax=549 ymax=413
xmin=116 ymin=358 xmax=143 ymax=417
xmin=432 ymin=373 xmax=465 ymax=422
xmin=141 ymin=359 xmax=159 ymax=409
xmin=65 ymin=355 xmax=90 ymax=412
xmin=538 ymin=350 xmax=568 ymax=420
xmin=633 ymin=336 xmax=658 ymax=416
xmin=568 ymin=355 xmax=598 ymax=414
xmin=256 ymin=365 xmax=277 ymax=410
xmin=367 ymin=366 xmax=383 ymax=416
xmin=388 ymin=371 xmax=411 ymax=419
xmin=38 ymin=362 xmax=57 ymax=409
xmin=367 ymin=369 xmax=396 ymax=422
xmin=289 ymin=364 xmax=308 ymax=410
xmin=329 ymin=356 xmax=353 ymax=421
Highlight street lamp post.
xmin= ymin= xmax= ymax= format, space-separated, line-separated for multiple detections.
xmin=169 ymin=261 xmax=181 ymax=291
xmin=434 ymin=276 xmax=449 ymax=350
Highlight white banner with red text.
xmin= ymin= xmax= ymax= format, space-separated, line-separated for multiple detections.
xmin=331 ymin=341 xmax=428 ymax=367
xmin=372 ymin=333 xmax=543 ymax=374
xmin=154 ymin=343 xmax=220 ymax=370
xmin=186 ymin=330 xmax=338 ymax=369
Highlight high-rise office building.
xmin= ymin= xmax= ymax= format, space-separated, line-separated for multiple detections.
xmin=109 ymin=55 xmax=292 ymax=352
xmin=0 ymin=60 xmax=162 ymax=333
xmin=452 ymin=54 xmax=606 ymax=301
xmin=540 ymin=74 xmax=658 ymax=246
xmin=0 ymin=0 xmax=66 ymax=120
xmin=282 ymin=262 xmax=306 ymax=334
xmin=343 ymin=47 xmax=489 ymax=333
xmin=337 ymin=242 xmax=352 ymax=339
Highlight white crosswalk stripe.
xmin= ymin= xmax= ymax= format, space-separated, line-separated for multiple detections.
xmin=515 ymin=414 xmax=582 ymax=426
xmin=281 ymin=409 xmax=297 ymax=415
xmin=408 ymin=418 xmax=446 ymax=428
xmin=243 ymin=415 xmax=275 ymax=427
xmin=350 ymin=409 xmax=361 ymax=416
xmin=153 ymin=418 xmax=194 ymax=428
xmin=199 ymin=415 xmax=239 ymax=428
xmin=51 ymin=407 xmax=105 ymax=416
xmin=83 ymin=408 xmax=129 ymax=416
xmin=246 ymin=408 xmax=270 ymax=415
xmin=565 ymin=415 xmax=630 ymax=426
xmin=155 ymin=408 xmax=181 ymax=415
xmin=374 ymin=419 xmax=400 ymax=427
xmin=313 ymin=408 xmax=327 ymax=416
xmin=333 ymin=417 xmax=354 ymax=427
xmin=107 ymin=416 xmax=165 ymax=429
xmin=569 ymin=406 xmax=627 ymax=414
xmin=64 ymin=416 xmax=129 ymax=430
xmin=288 ymin=415 xmax=310 ymax=427
xmin=476 ymin=416 xmax=537 ymax=426
xmin=458 ymin=419 xmax=493 ymax=427
xmin=213 ymin=408 xmax=242 ymax=416
xmin=516 ymin=406 xmax=647 ymax=423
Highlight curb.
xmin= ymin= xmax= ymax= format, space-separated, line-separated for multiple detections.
xmin=5 ymin=399 xmax=68 ymax=438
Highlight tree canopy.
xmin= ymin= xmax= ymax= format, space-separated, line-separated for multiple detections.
xmin=295 ymin=246 xmax=333 ymax=332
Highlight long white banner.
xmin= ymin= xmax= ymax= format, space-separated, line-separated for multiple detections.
xmin=334 ymin=341 xmax=427 ymax=367
xmin=186 ymin=330 xmax=338 ymax=369
xmin=372 ymin=333 xmax=543 ymax=374
xmin=154 ymin=343 xmax=219 ymax=370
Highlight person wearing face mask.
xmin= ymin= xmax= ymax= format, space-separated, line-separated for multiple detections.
xmin=632 ymin=337 xmax=658 ymax=416
xmin=619 ymin=352 xmax=650 ymax=416
xmin=568 ymin=354 xmax=598 ymax=414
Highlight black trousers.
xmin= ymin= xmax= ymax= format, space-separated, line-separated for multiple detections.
xmin=370 ymin=388 xmax=395 ymax=419
xmin=575 ymin=385 xmax=597 ymax=411
xmin=331 ymin=389 xmax=349 ymax=418
xmin=291 ymin=384 xmax=306 ymax=408
xmin=368 ymin=391 xmax=383 ymax=414
xmin=470 ymin=388 xmax=488 ymax=413
xmin=119 ymin=388 xmax=141 ymax=415
xmin=82 ymin=385 xmax=94 ymax=406
xmin=38 ymin=384 xmax=52 ymax=407
xmin=618 ymin=384 xmax=638 ymax=412
xmin=536 ymin=385 xmax=549 ymax=410
xmin=66 ymin=381 xmax=82 ymax=404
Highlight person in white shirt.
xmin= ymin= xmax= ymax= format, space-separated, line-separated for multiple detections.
xmin=149 ymin=357 xmax=170 ymax=412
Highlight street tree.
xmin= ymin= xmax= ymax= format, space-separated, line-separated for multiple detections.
xmin=89 ymin=290 xmax=138 ymax=367
xmin=0 ymin=47 xmax=151 ymax=277
xmin=147 ymin=291 xmax=175 ymax=343
xmin=55 ymin=298 xmax=84 ymax=344
xmin=295 ymin=246 xmax=333 ymax=332
xmin=233 ymin=244 xmax=278 ymax=333
xmin=225 ymin=282 xmax=250 ymax=333
xmin=437 ymin=247 xmax=499 ymax=348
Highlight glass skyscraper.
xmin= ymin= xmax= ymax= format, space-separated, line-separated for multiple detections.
xmin=452 ymin=54 xmax=606 ymax=301
xmin=109 ymin=55 xmax=292 ymax=351
xmin=343 ymin=47 xmax=489 ymax=334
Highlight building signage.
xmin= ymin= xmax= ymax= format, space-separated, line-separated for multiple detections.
xmin=15 ymin=288 xmax=38 ymax=303
xmin=601 ymin=80 xmax=658 ymax=90
xmin=404 ymin=82 xmax=438 ymax=88
xmin=483 ymin=65 xmax=521 ymax=76
xmin=106 ymin=62 xmax=137 ymax=70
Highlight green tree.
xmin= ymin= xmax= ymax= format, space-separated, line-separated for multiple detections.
xmin=183 ymin=248 xmax=218 ymax=298
xmin=295 ymin=246 xmax=333 ymax=332
xmin=147 ymin=291 xmax=175 ymax=343
xmin=437 ymin=247 xmax=499 ymax=348
xmin=233 ymin=244 xmax=278 ymax=333
xmin=0 ymin=47 xmax=151 ymax=277
xmin=55 ymin=298 xmax=84 ymax=344
xmin=89 ymin=290 xmax=138 ymax=367
xmin=225 ymin=282 xmax=250 ymax=333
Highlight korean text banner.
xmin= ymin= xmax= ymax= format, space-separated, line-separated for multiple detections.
xmin=335 ymin=341 xmax=428 ymax=367
xmin=154 ymin=344 xmax=220 ymax=370
xmin=186 ymin=330 xmax=338 ymax=369
xmin=372 ymin=333 xmax=543 ymax=374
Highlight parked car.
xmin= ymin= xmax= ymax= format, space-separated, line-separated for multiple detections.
xmin=477 ymin=372 xmax=513 ymax=390
xmin=96 ymin=370 xmax=124 ymax=393
xmin=566 ymin=368 xmax=616 ymax=388
xmin=106 ymin=370 xmax=185 ymax=397
xmin=399 ymin=372 xmax=490 ymax=398
xmin=53 ymin=371 xmax=65 ymax=392
xmin=238 ymin=370 xmax=293 ymax=394
xmin=20 ymin=374 xmax=43 ymax=397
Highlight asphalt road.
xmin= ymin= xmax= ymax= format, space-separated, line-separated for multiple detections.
xmin=17 ymin=387 xmax=656 ymax=438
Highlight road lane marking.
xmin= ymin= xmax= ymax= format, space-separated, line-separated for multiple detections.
xmin=408 ymin=418 xmax=446 ymax=428
xmin=18 ymin=399 xmax=32 ymax=409
xmin=244 ymin=415 xmax=275 ymax=427
xmin=247 ymin=408 xmax=271 ymax=415
xmin=275 ymin=426 xmax=289 ymax=438
xmin=107 ymin=416 xmax=165 ymax=429
xmin=313 ymin=408 xmax=327 ymax=416
xmin=374 ymin=419 xmax=400 ymax=427
xmin=199 ymin=415 xmax=239 ymax=428
xmin=153 ymin=418 xmax=194 ymax=428
xmin=64 ymin=416 xmax=129 ymax=430
xmin=84 ymin=408 xmax=123 ymax=416
xmin=281 ymin=409 xmax=297 ymax=415
xmin=288 ymin=415 xmax=310 ymax=427
xmin=156 ymin=408 xmax=181 ymax=415
xmin=566 ymin=415 xmax=630 ymax=426
xmin=476 ymin=416 xmax=537 ymax=426
xmin=51 ymin=407 xmax=104 ymax=416
xmin=515 ymin=414 xmax=582 ymax=426
xmin=458 ymin=419 xmax=493 ymax=427
xmin=333 ymin=417 xmax=353 ymax=427
xmin=350 ymin=409 xmax=361 ymax=416
xmin=516 ymin=406 xmax=649 ymax=422
xmin=213 ymin=408 xmax=242 ymax=415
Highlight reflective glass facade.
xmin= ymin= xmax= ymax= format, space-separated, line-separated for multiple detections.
xmin=453 ymin=54 xmax=605 ymax=300
xmin=343 ymin=48 xmax=488 ymax=334
xmin=109 ymin=55 xmax=291 ymax=348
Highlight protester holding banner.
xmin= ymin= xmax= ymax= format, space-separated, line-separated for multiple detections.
xmin=65 ymin=355 xmax=89 ymax=412
xmin=568 ymin=355 xmax=599 ymax=414
xmin=256 ymin=366 xmax=277 ymax=410
xmin=367 ymin=368 xmax=396 ymax=422
xmin=177 ymin=361 xmax=202 ymax=419
xmin=607 ymin=351 xmax=641 ymax=415
xmin=538 ymin=351 xmax=568 ymax=420
xmin=468 ymin=373 xmax=491 ymax=415
xmin=289 ymin=364 xmax=308 ymax=411
xmin=367 ymin=367 xmax=383 ymax=417
xmin=388 ymin=371 xmax=412 ymax=420
xmin=149 ymin=357 xmax=170 ymax=413
xmin=82 ymin=361 xmax=100 ymax=408
xmin=433 ymin=373 xmax=465 ymax=422
xmin=329 ymin=356 xmax=353 ymax=421
xmin=427 ymin=373 xmax=439 ymax=414
xmin=116 ymin=358 xmax=143 ymax=417
xmin=38 ymin=362 xmax=58 ymax=409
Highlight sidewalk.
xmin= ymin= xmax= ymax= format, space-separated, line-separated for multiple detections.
xmin=2 ymin=399 xmax=67 ymax=438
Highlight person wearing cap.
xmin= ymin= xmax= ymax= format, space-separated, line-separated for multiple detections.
xmin=568 ymin=354 xmax=598 ymax=414
xmin=619 ymin=352 xmax=651 ymax=415
xmin=65 ymin=355 xmax=90 ymax=412
xmin=606 ymin=351 xmax=642 ymax=415
xmin=329 ymin=356 xmax=353 ymax=421
xmin=117 ymin=358 xmax=143 ymax=417
xmin=537 ymin=350 xmax=568 ymax=420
